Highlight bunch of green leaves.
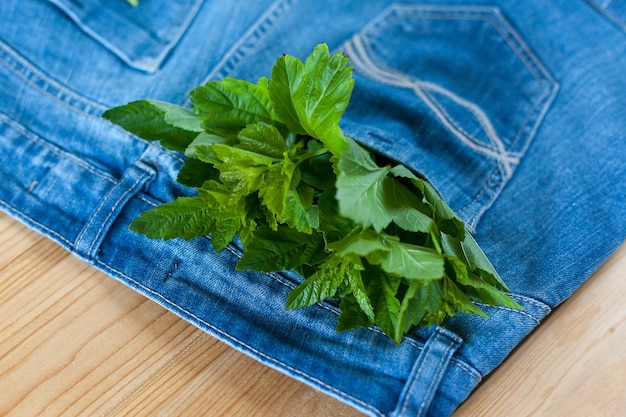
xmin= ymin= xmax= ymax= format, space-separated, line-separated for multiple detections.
xmin=103 ymin=44 xmax=521 ymax=344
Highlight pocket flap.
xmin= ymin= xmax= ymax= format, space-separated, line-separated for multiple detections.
xmin=47 ymin=0 xmax=202 ymax=73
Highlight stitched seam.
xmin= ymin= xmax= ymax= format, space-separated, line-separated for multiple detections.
xmin=125 ymin=195 xmax=481 ymax=377
xmin=416 ymin=339 xmax=456 ymax=417
xmin=93 ymin=260 xmax=385 ymax=417
xmin=456 ymin=166 xmax=502 ymax=215
xmin=347 ymin=36 xmax=516 ymax=171
xmin=509 ymin=293 xmax=552 ymax=314
xmin=87 ymin=169 xmax=150 ymax=257
xmin=195 ymin=0 xmax=295 ymax=88
xmin=398 ymin=335 xmax=435 ymax=416
xmin=135 ymin=0 xmax=203 ymax=61
xmin=0 ymin=193 xmax=481 ymax=380
xmin=0 ymin=201 xmax=74 ymax=247
xmin=0 ymin=112 xmax=117 ymax=184
xmin=474 ymin=301 xmax=542 ymax=325
xmin=347 ymin=5 xmax=559 ymax=167
xmin=70 ymin=191 xmax=481 ymax=379
xmin=0 ymin=39 xmax=107 ymax=116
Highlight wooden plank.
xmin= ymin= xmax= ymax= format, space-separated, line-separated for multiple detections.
xmin=1 ymin=210 xmax=624 ymax=416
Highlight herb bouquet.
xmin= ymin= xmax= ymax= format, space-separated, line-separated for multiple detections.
xmin=103 ymin=44 xmax=521 ymax=344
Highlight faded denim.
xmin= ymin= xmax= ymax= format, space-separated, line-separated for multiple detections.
xmin=1 ymin=1 xmax=625 ymax=416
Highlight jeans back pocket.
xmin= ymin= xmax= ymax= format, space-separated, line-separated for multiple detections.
xmin=339 ymin=5 xmax=559 ymax=229
xmin=46 ymin=0 xmax=203 ymax=73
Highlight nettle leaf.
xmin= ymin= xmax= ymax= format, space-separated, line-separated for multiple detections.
xmin=377 ymin=239 xmax=444 ymax=281
xmin=285 ymin=261 xmax=347 ymax=310
xmin=336 ymin=139 xmax=434 ymax=234
xmin=335 ymin=141 xmax=392 ymax=232
xmin=237 ymin=122 xmax=287 ymax=158
xmin=413 ymin=178 xmax=465 ymax=240
xmin=337 ymin=294 xmax=373 ymax=332
xmin=190 ymin=77 xmax=276 ymax=137
xmin=185 ymin=132 xmax=233 ymax=161
xmin=383 ymin=175 xmax=433 ymax=233
xmin=268 ymin=53 xmax=306 ymax=135
xmin=129 ymin=195 xmax=217 ymax=241
xmin=237 ymin=224 xmax=326 ymax=272
xmin=362 ymin=264 xmax=403 ymax=344
xmin=445 ymin=255 xmax=521 ymax=310
xmin=441 ymin=232 xmax=510 ymax=292
xmin=257 ymin=156 xmax=312 ymax=233
xmin=109 ymin=44 xmax=518 ymax=345
xmin=103 ymin=99 xmax=200 ymax=152
xmin=177 ymin=158 xmax=219 ymax=187
xmin=268 ymin=44 xmax=352 ymax=155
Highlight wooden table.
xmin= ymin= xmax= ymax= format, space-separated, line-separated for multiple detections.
xmin=1 ymin=210 xmax=624 ymax=416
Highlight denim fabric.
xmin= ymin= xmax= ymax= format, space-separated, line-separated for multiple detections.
xmin=1 ymin=1 xmax=625 ymax=416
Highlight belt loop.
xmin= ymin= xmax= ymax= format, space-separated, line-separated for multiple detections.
xmin=391 ymin=327 xmax=462 ymax=417
xmin=74 ymin=154 xmax=156 ymax=259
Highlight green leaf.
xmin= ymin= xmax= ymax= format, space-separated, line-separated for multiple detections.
xmin=268 ymin=53 xmax=306 ymax=135
xmin=129 ymin=196 xmax=217 ymax=241
xmin=441 ymin=232 xmax=509 ymax=292
xmin=344 ymin=265 xmax=375 ymax=321
xmin=103 ymin=99 xmax=200 ymax=152
xmin=337 ymin=294 xmax=373 ymax=332
xmin=237 ymin=122 xmax=287 ymax=158
xmin=268 ymin=44 xmax=352 ymax=155
xmin=383 ymin=175 xmax=433 ymax=233
xmin=190 ymin=77 xmax=276 ymax=137
xmin=396 ymin=280 xmax=441 ymax=336
xmin=445 ymin=255 xmax=521 ymax=310
xmin=413 ymin=178 xmax=465 ymax=239
xmin=285 ymin=262 xmax=346 ymax=309
xmin=362 ymin=264 xmax=403 ymax=344
xmin=177 ymin=158 xmax=219 ymax=187
xmin=236 ymin=225 xmax=326 ymax=272
xmin=185 ymin=132 xmax=234 ymax=161
xmin=335 ymin=141 xmax=392 ymax=232
xmin=375 ymin=239 xmax=444 ymax=281
xmin=327 ymin=228 xmax=388 ymax=258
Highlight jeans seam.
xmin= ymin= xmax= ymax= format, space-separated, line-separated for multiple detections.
xmin=87 ymin=168 xmax=152 ymax=257
xmin=87 ymin=192 xmax=483 ymax=381
xmin=416 ymin=339 xmax=456 ymax=417
xmin=0 ymin=39 xmax=107 ymax=117
xmin=0 ymin=201 xmax=75 ymax=248
xmin=195 ymin=0 xmax=296 ymax=87
xmin=92 ymin=259 xmax=386 ymax=417
xmin=0 ymin=112 xmax=117 ymax=185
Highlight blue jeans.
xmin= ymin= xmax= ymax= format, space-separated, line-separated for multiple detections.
xmin=1 ymin=1 xmax=625 ymax=416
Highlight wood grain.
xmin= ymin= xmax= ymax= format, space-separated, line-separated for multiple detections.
xmin=0 ymin=210 xmax=624 ymax=416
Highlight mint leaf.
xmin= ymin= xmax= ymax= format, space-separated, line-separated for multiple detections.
xmin=103 ymin=99 xmax=200 ymax=152
xmin=191 ymin=77 xmax=276 ymax=137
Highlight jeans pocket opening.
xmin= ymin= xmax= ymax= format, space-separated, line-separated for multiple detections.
xmin=340 ymin=4 xmax=559 ymax=229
